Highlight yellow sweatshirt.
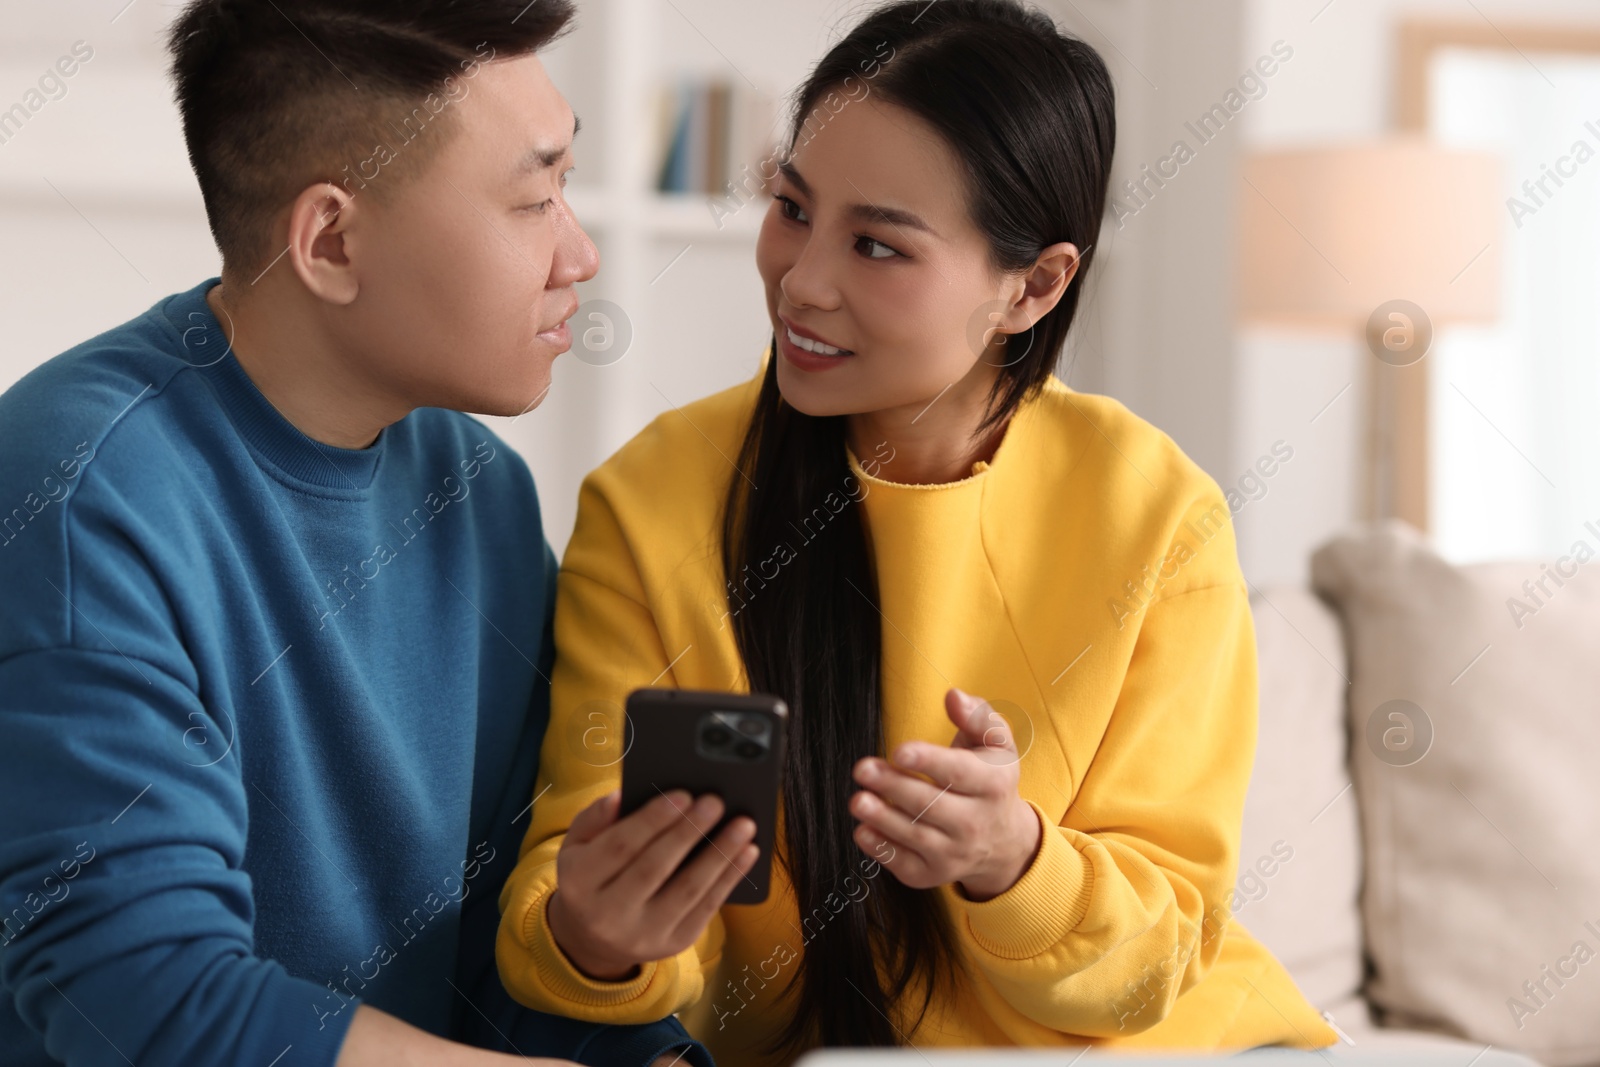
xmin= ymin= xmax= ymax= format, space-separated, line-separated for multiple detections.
xmin=497 ymin=369 xmax=1338 ymax=1063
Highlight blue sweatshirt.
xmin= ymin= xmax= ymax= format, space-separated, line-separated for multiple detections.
xmin=0 ymin=279 xmax=708 ymax=1067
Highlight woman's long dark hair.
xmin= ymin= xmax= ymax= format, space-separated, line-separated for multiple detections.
xmin=720 ymin=0 xmax=1115 ymax=1053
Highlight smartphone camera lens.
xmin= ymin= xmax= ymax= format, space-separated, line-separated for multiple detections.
xmin=697 ymin=711 xmax=772 ymax=762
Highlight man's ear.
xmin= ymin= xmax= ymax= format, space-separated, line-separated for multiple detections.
xmin=284 ymin=183 xmax=359 ymax=305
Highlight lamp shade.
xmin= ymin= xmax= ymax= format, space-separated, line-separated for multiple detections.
xmin=1237 ymin=137 xmax=1503 ymax=329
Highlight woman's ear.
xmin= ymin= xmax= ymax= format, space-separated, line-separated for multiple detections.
xmin=978 ymin=242 xmax=1085 ymax=353
xmin=283 ymin=182 xmax=360 ymax=305
xmin=1013 ymin=241 xmax=1084 ymax=325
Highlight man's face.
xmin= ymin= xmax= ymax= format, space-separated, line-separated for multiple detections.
xmin=331 ymin=53 xmax=598 ymax=418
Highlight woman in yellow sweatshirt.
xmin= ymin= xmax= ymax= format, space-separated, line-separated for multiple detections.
xmin=497 ymin=1 xmax=1339 ymax=1063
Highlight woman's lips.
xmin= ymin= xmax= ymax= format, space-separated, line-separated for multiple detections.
xmin=780 ymin=317 xmax=852 ymax=354
xmin=779 ymin=326 xmax=853 ymax=372
xmin=778 ymin=316 xmax=854 ymax=372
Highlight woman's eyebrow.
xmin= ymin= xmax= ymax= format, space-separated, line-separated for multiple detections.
xmin=777 ymin=159 xmax=812 ymax=197
xmin=845 ymin=201 xmax=933 ymax=234
xmin=779 ymin=159 xmax=936 ymax=235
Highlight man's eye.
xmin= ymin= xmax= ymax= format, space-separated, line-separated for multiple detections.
xmin=523 ymin=172 xmax=572 ymax=215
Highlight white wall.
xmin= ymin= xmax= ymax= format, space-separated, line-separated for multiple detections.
xmin=1093 ymin=0 xmax=1246 ymax=482
xmin=0 ymin=2 xmax=215 ymax=388
xmin=1233 ymin=0 xmax=1600 ymax=585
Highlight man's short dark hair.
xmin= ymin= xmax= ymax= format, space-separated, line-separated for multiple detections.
xmin=167 ymin=0 xmax=577 ymax=280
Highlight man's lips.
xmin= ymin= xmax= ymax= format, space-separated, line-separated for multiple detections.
xmin=541 ymin=299 xmax=579 ymax=334
xmin=538 ymin=300 xmax=580 ymax=347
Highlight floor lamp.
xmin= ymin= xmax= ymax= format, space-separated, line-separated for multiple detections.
xmin=1236 ymin=137 xmax=1503 ymax=530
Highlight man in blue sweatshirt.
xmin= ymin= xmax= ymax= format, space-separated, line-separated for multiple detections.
xmin=0 ymin=3 xmax=708 ymax=1066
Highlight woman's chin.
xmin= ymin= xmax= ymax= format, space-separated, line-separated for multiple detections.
xmin=774 ymin=365 xmax=863 ymax=418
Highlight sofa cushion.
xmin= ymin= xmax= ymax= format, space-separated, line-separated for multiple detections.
xmin=1241 ymin=586 xmax=1365 ymax=1012
xmin=1312 ymin=520 xmax=1600 ymax=1067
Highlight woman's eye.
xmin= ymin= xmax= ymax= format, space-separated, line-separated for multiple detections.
xmin=857 ymin=236 xmax=896 ymax=259
xmin=775 ymin=195 xmax=809 ymax=224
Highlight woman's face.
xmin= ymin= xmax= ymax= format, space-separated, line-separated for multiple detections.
xmin=755 ymin=95 xmax=1014 ymax=419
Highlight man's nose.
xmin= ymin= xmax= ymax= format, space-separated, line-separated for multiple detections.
xmin=550 ymin=198 xmax=599 ymax=289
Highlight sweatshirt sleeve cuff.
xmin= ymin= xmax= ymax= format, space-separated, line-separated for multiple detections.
xmin=942 ymin=799 xmax=1094 ymax=961
xmin=519 ymin=882 xmax=664 ymax=1010
xmin=571 ymin=1016 xmax=714 ymax=1067
xmin=261 ymin=971 xmax=363 ymax=1067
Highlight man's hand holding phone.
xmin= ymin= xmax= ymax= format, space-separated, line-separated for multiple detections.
xmin=546 ymin=788 xmax=759 ymax=981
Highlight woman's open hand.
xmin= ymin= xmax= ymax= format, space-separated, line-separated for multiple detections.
xmin=849 ymin=688 xmax=1043 ymax=901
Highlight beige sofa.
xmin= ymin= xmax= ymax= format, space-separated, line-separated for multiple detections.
xmin=1239 ymin=521 xmax=1600 ymax=1067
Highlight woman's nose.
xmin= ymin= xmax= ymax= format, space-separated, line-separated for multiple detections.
xmin=779 ymin=236 xmax=842 ymax=312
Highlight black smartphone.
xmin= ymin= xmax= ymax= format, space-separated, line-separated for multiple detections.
xmin=619 ymin=687 xmax=788 ymax=905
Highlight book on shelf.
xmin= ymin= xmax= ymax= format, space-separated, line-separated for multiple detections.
xmin=654 ymin=78 xmax=781 ymax=198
